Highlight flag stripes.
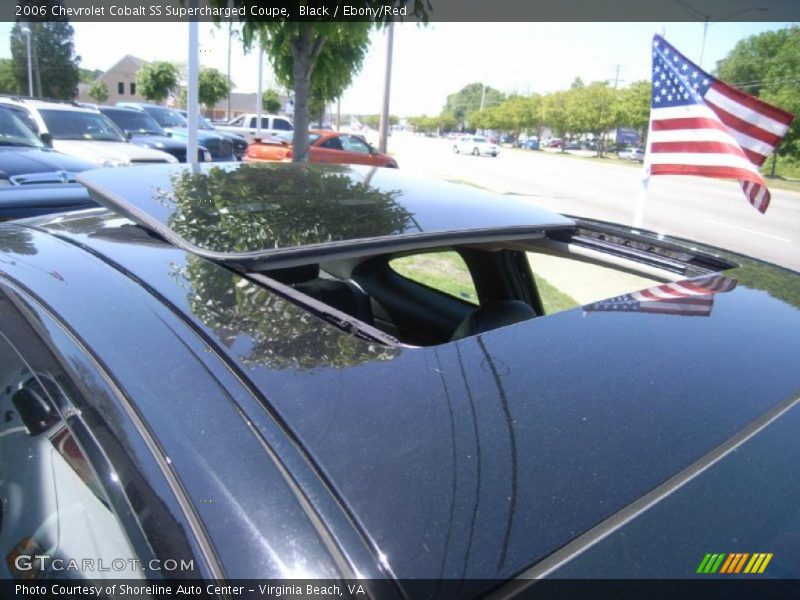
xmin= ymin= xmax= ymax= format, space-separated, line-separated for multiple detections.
xmin=647 ymin=34 xmax=795 ymax=214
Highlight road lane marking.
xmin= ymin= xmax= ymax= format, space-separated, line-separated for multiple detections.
xmin=706 ymin=219 xmax=791 ymax=243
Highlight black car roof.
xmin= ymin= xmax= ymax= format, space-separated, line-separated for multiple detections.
xmin=77 ymin=162 xmax=574 ymax=269
xmin=17 ymin=210 xmax=800 ymax=588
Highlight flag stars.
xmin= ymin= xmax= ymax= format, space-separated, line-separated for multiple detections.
xmin=681 ymin=63 xmax=689 ymax=71
xmin=691 ymin=70 xmax=698 ymax=79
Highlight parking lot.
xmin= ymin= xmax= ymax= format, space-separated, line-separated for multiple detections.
xmin=380 ymin=131 xmax=800 ymax=272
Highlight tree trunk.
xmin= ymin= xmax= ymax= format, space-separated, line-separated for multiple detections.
xmin=290 ymin=25 xmax=325 ymax=163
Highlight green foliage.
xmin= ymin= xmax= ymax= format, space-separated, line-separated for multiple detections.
xmin=566 ymin=82 xmax=619 ymax=155
xmin=87 ymin=80 xmax=109 ymax=104
xmin=0 ymin=59 xmax=20 ymax=94
xmin=542 ymin=90 xmax=571 ymax=143
xmin=262 ymin=89 xmax=282 ymax=113
xmin=408 ymin=113 xmax=455 ymax=134
xmin=716 ymin=26 xmax=800 ymax=162
xmin=79 ymin=68 xmax=103 ymax=84
xmin=209 ymin=2 xmax=430 ymax=162
xmin=136 ymin=61 xmax=179 ymax=104
xmin=616 ymin=80 xmax=651 ymax=141
xmin=198 ymin=67 xmax=231 ymax=110
xmin=443 ymin=82 xmax=505 ymax=127
xmin=10 ymin=20 xmax=80 ymax=99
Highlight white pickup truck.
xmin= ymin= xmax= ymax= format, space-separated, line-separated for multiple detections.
xmin=214 ymin=114 xmax=294 ymax=143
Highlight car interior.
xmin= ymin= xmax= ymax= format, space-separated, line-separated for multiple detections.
xmin=252 ymin=231 xmax=716 ymax=347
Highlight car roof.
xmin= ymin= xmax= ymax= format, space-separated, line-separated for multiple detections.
xmin=23 ymin=99 xmax=99 ymax=113
xmin=77 ymin=162 xmax=574 ymax=270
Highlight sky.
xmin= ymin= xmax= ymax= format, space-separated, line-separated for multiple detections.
xmin=0 ymin=20 xmax=794 ymax=116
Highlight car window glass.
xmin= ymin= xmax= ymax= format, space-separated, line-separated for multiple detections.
xmin=526 ymin=252 xmax=659 ymax=314
xmin=341 ymin=135 xmax=371 ymax=154
xmin=102 ymin=110 xmax=164 ymax=136
xmin=320 ymin=136 xmax=344 ymax=150
xmin=0 ymin=107 xmax=44 ymax=147
xmin=6 ymin=107 xmax=39 ymax=134
xmin=273 ymin=119 xmax=292 ymax=131
xmin=39 ymin=110 xmax=126 ymax=142
xmin=390 ymin=251 xmax=478 ymax=304
xmin=249 ymin=117 xmax=259 ymax=129
xmin=0 ymin=332 xmax=142 ymax=580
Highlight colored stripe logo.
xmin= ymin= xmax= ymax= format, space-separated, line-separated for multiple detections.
xmin=697 ymin=553 xmax=773 ymax=574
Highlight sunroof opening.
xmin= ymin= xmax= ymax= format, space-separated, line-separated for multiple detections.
xmin=246 ymin=233 xmax=733 ymax=348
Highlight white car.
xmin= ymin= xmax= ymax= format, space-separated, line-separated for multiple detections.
xmin=1 ymin=99 xmax=178 ymax=168
xmin=215 ymin=113 xmax=294 ymax=143
xmin=618 ymin=147 xmax=645 ymax=162
xmin=453 ymin=136 xmax=500 ymax=157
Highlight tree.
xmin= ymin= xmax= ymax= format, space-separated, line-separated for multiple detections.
xmin=716 ymin=26 xmax=800 ymax=172
xmin=616 ymin=80 xmax=651 ymax=142
xmin=0 ymin=59 xmax=20 ymax=94
xmin=443 ymin=82 xmax=504 ymax=129
xmin=542 ymin=91 xmax=571 ymax=149
xmin=136 ymin=61 xmax=179 ymax=105
xmin=198 ymin=67 xmax=231 ymax=115
xmin=262 ymin=89 xmax=282 ymax=113
xmin=210 ymin=2 xmax=430 ymax=162
xmin=87 ymin=80 xmax=109 ymax=104
xmin=565 ymin=82 xmax=619 ymax=156
xmin=79 ymin=68 xmax=103 ymax=84
xmin=10 ymin=19 xmax=80 ymax=99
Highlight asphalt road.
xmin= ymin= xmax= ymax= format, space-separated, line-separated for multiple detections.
xmin=383 ymin=132 xmax=800 ymax=272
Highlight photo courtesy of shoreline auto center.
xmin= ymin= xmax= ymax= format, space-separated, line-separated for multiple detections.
xmin=1 ymin=1 xmax=800 ymax=599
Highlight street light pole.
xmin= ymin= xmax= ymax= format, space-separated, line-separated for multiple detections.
xmin=21 ymin=25 xmax=33 ymax=97
xmin=378 ymin=22 xmax=394 ymax=154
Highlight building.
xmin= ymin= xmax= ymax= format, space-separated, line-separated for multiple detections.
xmin=77 ymin=55 xmax=148 ymax=106
xmin=77 ymin=55 xmax=289 ymax=122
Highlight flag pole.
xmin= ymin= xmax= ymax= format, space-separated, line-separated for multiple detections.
xmin=634 ymin=123 xmax=653 ymax=229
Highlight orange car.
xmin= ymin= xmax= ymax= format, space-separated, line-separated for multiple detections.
xmin=244 ymin=130 xmax=398 ymax=168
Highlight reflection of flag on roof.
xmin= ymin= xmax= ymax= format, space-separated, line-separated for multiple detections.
xmin=647 ymin=34 xmax=794 ymax=214
xmin=583 ymin=275 xmax=737 ymax=317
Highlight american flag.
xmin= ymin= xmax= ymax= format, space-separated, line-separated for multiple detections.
xmin=583 ymin=274 xmax=737 ymax=318
xmin=647 ymin=34 xmax=794 ymax=214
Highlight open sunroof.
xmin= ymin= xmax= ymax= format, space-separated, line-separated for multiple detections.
xmin=77 ymin=162 xmax=574 ymax=269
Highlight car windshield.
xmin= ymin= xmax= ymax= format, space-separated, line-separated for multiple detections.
xmin=103 ymin=110 xmax=165 ymax=136
xmin=0 ymin=107 xmax=43 ymax=148
xmin=178 ymin=112 xmax=214 ymax=130
xmin=144 ymin=106 xmax=187 ymax=128
xmin=39 ymin=109 xmax=127 ymax=142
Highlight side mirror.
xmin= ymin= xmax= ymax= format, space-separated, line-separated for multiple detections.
xmin=126 ymin=131 xmax=133 ymax=141
xmin=166 ymin=131 xmax=173 ymax=137
xmin=12 ymin=386 xmax=59 ymax=436
xmin=40 ymin=132 xmax=53 ymax=148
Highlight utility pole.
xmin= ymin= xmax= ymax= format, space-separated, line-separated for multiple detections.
xmin=226 ymin=22 xmax=233 ymax=121
xmin=612 ymin=64 xmax=624 ymax=89
xmin=21 ymin=25 xmax=33 ymax=97
xmin=186 ymin=3 xmax=199 ymax=168
xmin=378 ymin=22 xmax=394 ymax=154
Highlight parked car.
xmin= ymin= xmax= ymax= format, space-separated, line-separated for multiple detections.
xmin=522 ymin=138 xmax=540 ymax=150
xmin=0 ymin=106 xmax=96 ymax=185
xmin=453 ymin=136 xmax=500 ymax=157
xmin=543 ymin=138 xmax=562 ymax=148
xmin=116 ymin=103 xmax=235 ymax=161
xmin=244 ymin=130 xmax=398 ymax=168
xmin=619 ymin=146 xmax=646 ymax=162
xmin=177 ymin=111 xmax=248 ymax=160
xmin=100 ymin=107 xmax=212 ymax=163
xmin=0 ymin=99 xmax=178 ymax=167
xmin=0 ymin=103 xmax=97 ymax=219
xmin=1 ymin=161 xmax=798 ymax=586
xmin=215 ymin=113 xmax=294 ymax=143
